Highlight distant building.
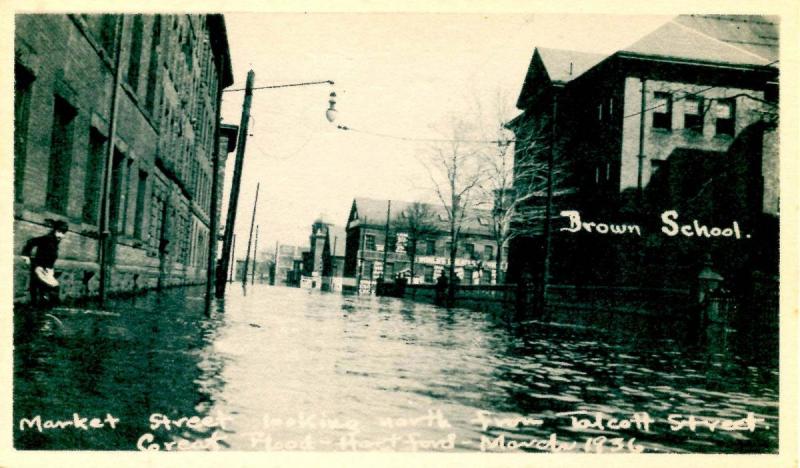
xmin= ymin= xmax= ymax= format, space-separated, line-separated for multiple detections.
xmin=507 ymin=14 xmax=779 ymax=286
xmin=14 ymin=14 xmax=234 ymax=302
xmin=275 ymin=244 xmax=305 ymax=286
xmin=300 ymin=218 xmax=346 ymax=291
xmin=343 ymin=198 xmax=502 ymax=294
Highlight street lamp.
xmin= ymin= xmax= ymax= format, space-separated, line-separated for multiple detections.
xmin=326 ymin=92 xmax=338 ymax=123
xmin=213 ymin=73 xmax=338 ymax=299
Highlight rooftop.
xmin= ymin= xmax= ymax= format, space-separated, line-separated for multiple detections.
xmin=349 ymin=197 xmax=495 ymax=237
xmin=536 ymin=47 xmax=607 ymax=84
xmin=620 ymin=15 xmax=778 ymax=67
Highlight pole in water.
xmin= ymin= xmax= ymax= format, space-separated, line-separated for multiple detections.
xmin=228 ymin=234 xmax=236 ymax=282
xmin=217 ymin=70 xmax=255 ymax=297
xmin=251 ymin=224 xmax=259 ymax=285
xmin=242 ymin=182 xmax=260 ymax=287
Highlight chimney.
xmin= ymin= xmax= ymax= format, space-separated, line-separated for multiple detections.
xmin=569 ymin=62 xmax=573 ymax=75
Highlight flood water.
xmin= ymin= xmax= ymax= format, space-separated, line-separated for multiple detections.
xmin=13 ymin=284 xmax=779 ymax=453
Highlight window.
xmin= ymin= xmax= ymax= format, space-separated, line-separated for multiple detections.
xmin=683 ymin=96 xmax=704 ymax=133
xmin=652 ymin=92 xmax=672 ymax=130
xmin=605 ymin=162 xmax=611 ymax=181
xmin=385 ymin=263 xmax=394 ymax=279
xmin=597 ymin=103 xmax=603 ymax=121
xmin=386 ymin=234 xmax=397 ymax=253
xmin=365 ymin=234 xmax=376 ymax=251
xmin=463 ymin=268 xmax=474 ymax=285
xmin=145 ymin=16 xmax=161 ymax=113
xmin=423 ymin=265 xmax=434 ymax=283
xmin=14 ymin=64 xmax=34 ymax=202
xmin=45 ymin=96 xmax=77 ymax=214
xmin=99 ymin=15 xmax=118 ymax=58
xmin=484 ymin=245 xmax=494 ymax=260
xmin=608 ymin=97 xmax=614 ymax=117
xmin=134 ymin=171 xmax=148 ymax=238
xmin=464 ymin=243 xmax=475 ymax=258
xmin=82 ymin=128 xmax=107 ymax=224
xmin=127 ymin=15 xmax=144 ymax=91
xmin=122 ymin=159 xmax=134 ymax=234
xmin=594 ymin=166 xmax=600 ymax=185
xmin=715 ymin=99 xmax=735 ymax=136
xmin=108 ymin=149 xmax=125 ymax=233
xmin=481 ymin=269 xmax=492 ymax=285
xmin=363 ymin=260 xmax=374 ymax=280
xmin=426 ymin=240 xmax=436 ymax=256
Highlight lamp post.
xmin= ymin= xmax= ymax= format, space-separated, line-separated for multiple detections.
xmin=211 ymin=75 xmax=337 ymax=299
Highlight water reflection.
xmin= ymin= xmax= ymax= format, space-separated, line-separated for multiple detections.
xmin=13 ymin=284 xmax=778 ymax=452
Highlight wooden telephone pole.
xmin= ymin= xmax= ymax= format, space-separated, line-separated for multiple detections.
xmin=216 ymin=70 xmax=255 ymax=297
xmin=242 ymin=183 xmax=259 ymax=287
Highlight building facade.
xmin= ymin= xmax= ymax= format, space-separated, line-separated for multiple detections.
xmin=343 ymin=198 xmax=503 ymax=294
xmin=299 ymin=219 xmax=346 ymax=291
xmin=14 ymin=14 xmax=234 ymax=302
xmin=507 ymin=15 xmax=779 ymax=287
xmin=275 ymin=244 xmax=306 ymax=286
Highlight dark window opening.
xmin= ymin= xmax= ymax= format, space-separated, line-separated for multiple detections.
xmin=45 ymin=96 xmax=77 ymax=214
xmin=365 ymin=234 xmax=375 ymax=251
xmin=481 ymin=269 xmax=492 ymax=285
xmin=683 ymin=96 xmax=704 ymax=133
xmin=463 ymin=268 xmax=474 ymax=285
xmin=652 ymin=92 xmax=672 ymax=130
xmin=127 ymin=15 xmax=144 ymax=91
xmin=425 ymin=240 xmax=436 ymax=256
xmin=386 ymin=234 xmax=397 ymax=253
xmin=483 ymin=245 xmax=494 ymax=260
xmin=14 ymin=64 xmax=34 ymax=202
xmin=134 ymin=171 xmax=148 ymax=239
xmin=715 ymin=99 xmax=735 ymax=136
xmin=82 ymin=128 xmax=107 ymax=224
xmin=145 ymin=15 xmax=161 ymax=114
xmin=464 ymin=243 xmax=475 ymax=258
xmin=423 ymin=265 xmax=434 ymax=283
xmin=108 ymin=148 xmax=125 ymax=233
xmin=363 ymin=260 xmax=374 ymax=280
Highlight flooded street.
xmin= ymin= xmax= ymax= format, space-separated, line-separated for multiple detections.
xmin=14 ymin=284 xmax=778 ymax=453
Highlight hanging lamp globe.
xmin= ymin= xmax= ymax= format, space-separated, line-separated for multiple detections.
xmin=326 ymin=91 xmax=338 ymax=123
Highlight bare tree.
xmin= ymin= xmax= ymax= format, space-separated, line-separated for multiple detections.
xmin=420 ymin=117 xmax=485 ymax=302
xmin=393 ymin=202 xmax=438 ymax=283
xmin=475 ymin=98 xmax=570 ymax=285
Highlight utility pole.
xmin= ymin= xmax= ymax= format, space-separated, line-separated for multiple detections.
xmin=98 ymin=16 xmax=125 ymax=307
xmin=542 ymin=96 xmax=557 ymax=310
xmin=251 ymin=225 xmax=259 ymax=284
xmin=242 ymin=182 xmax=259 ymax=287
xmin=357 ymin=216 xmax=367 ymax=294
xmin=217 ymin=70 xmax=255 ymax=297
xmin=637 ymin=78 xmax=647 ymax=203
xmin=228 ymin=234 xmax=236 ymax=282
xmin=273 ymin=240 xmax=279 ymax=285
xmin=206 ymin=51 xmax=227 ymax=305
xmin=381 ymin=200 xmax=391 ymax=280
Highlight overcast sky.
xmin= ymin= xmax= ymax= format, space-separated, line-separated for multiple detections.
xmin=218 ymin=13 xmax=671 ymax=257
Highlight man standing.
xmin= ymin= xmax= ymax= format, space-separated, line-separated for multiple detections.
xmin=21 ymin=220 xmax=68 ymax=306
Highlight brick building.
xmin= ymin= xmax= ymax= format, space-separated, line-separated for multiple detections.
xmin=343 ymin=198 xmax=502 ymax=294
xmin=299 ymin=218 xmax=346 ymax=291
xmin=507 ymin=15 xmax=779 ymax=287
xmin=14 ymin=14 xmax=234 ymax=302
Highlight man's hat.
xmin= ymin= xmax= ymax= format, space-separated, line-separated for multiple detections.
xmin=49 ymin=219 xmax=69 ymax=233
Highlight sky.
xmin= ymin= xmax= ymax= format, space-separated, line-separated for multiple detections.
xmin=218 ymin=13 xmax=672 ymax=258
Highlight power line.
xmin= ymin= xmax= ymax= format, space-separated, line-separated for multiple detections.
xmin=337 ymin=59 xmax=778 ymax=145
xmin=622 ymin=59 xmax=779 ymax=119
xmin=334 ymin=125 xmax=511 ymax=145
xmin=223 ymin=80 xmax=334 ymax=93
